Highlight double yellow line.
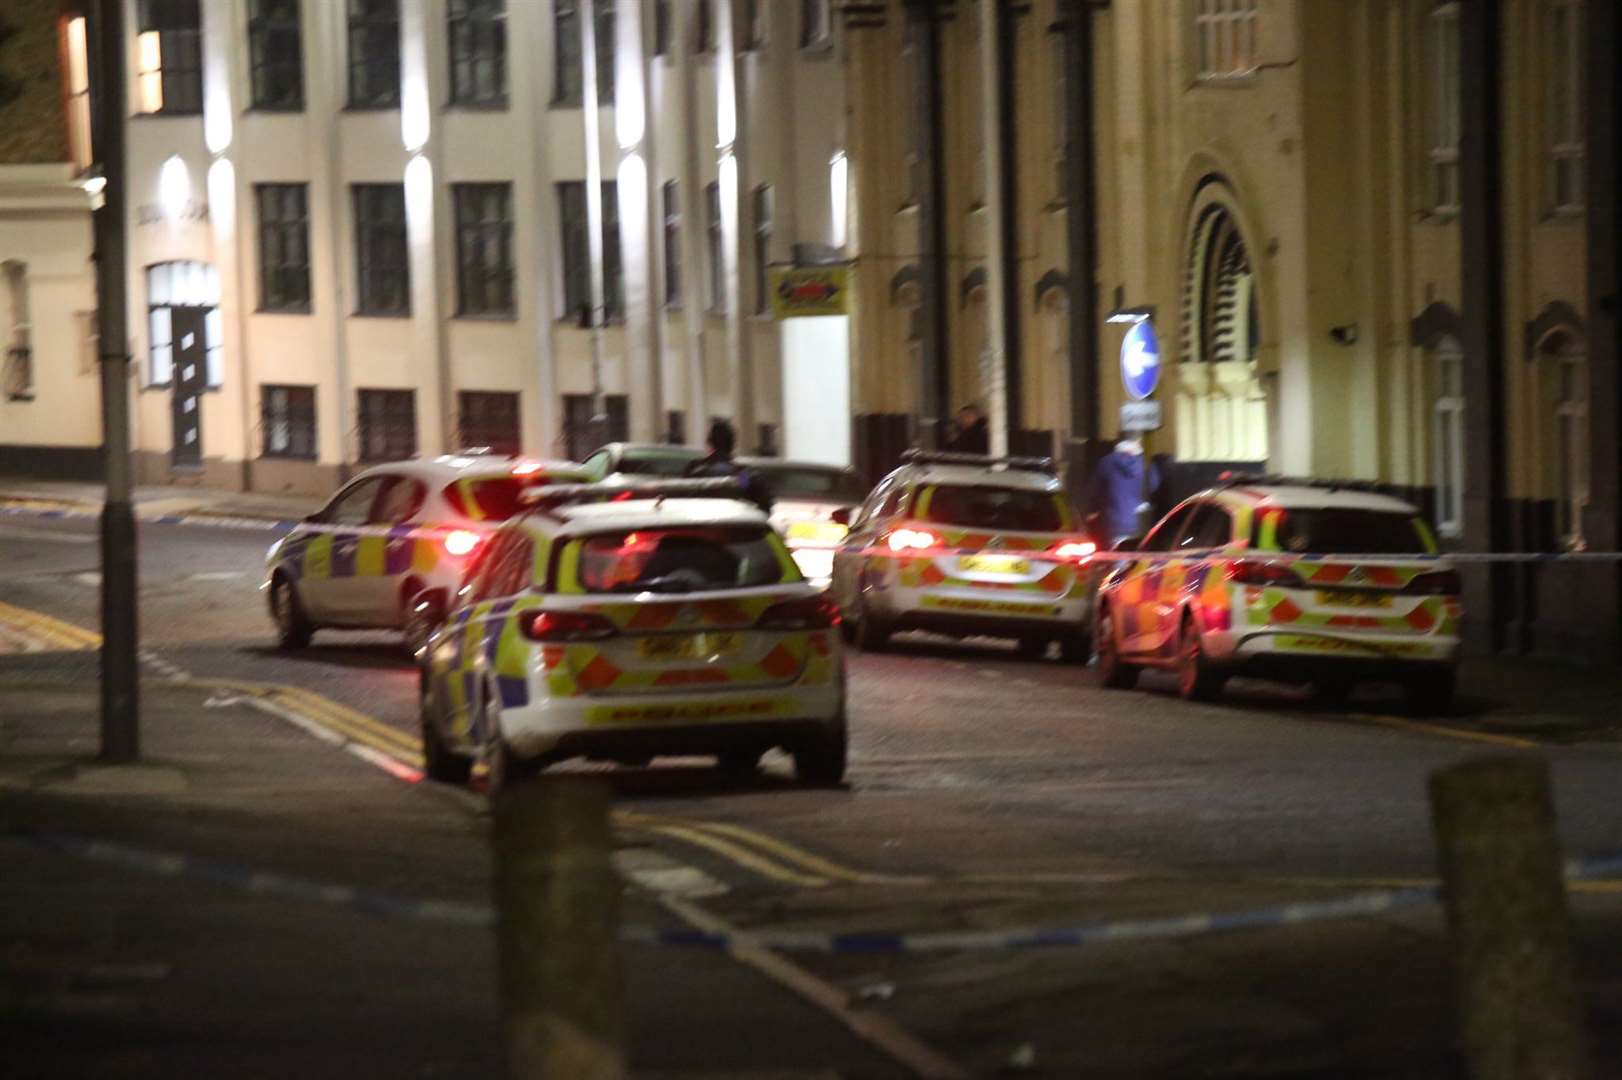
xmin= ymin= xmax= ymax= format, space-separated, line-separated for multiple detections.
xmin=195 ymin=677 xmax=427 ymax=770
xmin=0 ymin=599 xmax=102 ymax=652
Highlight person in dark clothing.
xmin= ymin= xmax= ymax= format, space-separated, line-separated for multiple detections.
xmin=1088 ymin=437 xmax=1161 ymax=546
xmin=684 ymin=419 xmax=773 ymax=512
xmin=945 ymin=404 xmax=990 ymax=455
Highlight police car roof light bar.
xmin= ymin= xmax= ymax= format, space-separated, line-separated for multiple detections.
xmin=901 ymin=449 xmax=1056 ymax=475
xmin=519 ymin=477 xmax=750 ymax=512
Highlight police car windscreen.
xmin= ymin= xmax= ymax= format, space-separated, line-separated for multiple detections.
xmin=922 ymin=486 xmax=1066 ymax=532
xmin=443 ymin=477 xmax=533 ymax=521
xmin=622 ymin=450 xmax=702 ymax=477
xmin=1257 ymin=509 xmax=1430 ymax=554
xmin=575 ymin=527 xmax=794 ymax=593
xmin=753 ymin=467 xmax=866 ymax=503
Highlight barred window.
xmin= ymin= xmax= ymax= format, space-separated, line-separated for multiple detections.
xmin=752 ymin=184 xmax=773 ymax=314
xmin=562 ymin=393 xmax=628 ymax=462
xmin=248 ymin=0 xmax=304 ymax=110
xmin=256 ymin=184 xmax=311 ymax=313
xmin=705 ymin=181 xmax=724 ymax=312
xmin=453 ymin=183 xmax=516 ymax=317
xmin=458 ymin=390 xmax=521 ymax=455
xmin=697 ymin=0 xmax=713 ymax=52
xmin=1544 ymin=0 xmax=1584 ymax=216
xmin=745 ymin=0 xmax=765 ymax=50
xmin=553 ymin=0 xmax=615 ymax=105
xmin=262 ymin=384 xmax=317 ymax=459
xmin=448 ymin=0 xmax=507 ymax=107
xmin=800 ymin=0 xmax=829 ymax=48
xmin=136 ymin=0 xmax=203 ymax=115
xmin=1425 ymin=3 xmax=1461 ymax=217
xmin=665 ymin=410 xmax=686 ymax=444
xmin=1431 ymin=338 xmax=1465 ymax=538
xmin=557 ymin=181 xmax=623 ymax=322
xmin=358 ymin=388 xmax=417 ymax=462
xmin=348 ymin=0 xmax=400 ymax=108
xmin=654 ymin=0 xmax=670 ymax=56
xmin=663 ymin=180 xmax=682 ymax=307
xmin=353 ymin=184 xmax=410 ymax=316
xmin=1192 ymin=0 xmax=1259 ymax=81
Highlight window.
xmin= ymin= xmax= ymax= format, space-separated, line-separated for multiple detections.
xmin=60 ymin=16 xmax=93 ymax=172
xmin=705 ymin=180 xmax=724 ymax=312
xmin=569 ymin=526 xmax=795 ymax=593
xmin=1192 ymin=0 xmax=1259 ymax=81
xmin=2 ymin=262 xmax=31 ymax=402
xmin=1541 ymin=337 xmax=1588 ymax=547
xmin=745 ymin=0 xmax=765 ymax=50
xmin=752 ymin=185 xmax=773 ymax=314
xmin=248 ymin=0 xmax=304 ymax=110
xmin=352 ymin=184 xmax=410 ymax=316
xmin=921 ymin=486 xmax=1069 ymax=532
xmin=374 ymin=476 xmax=427 ymax=523
xmin=358 ymin=389 xmax=417 ymax=462
xmin=697 ymin=0 xmax=714 ymax=53
xmin=1052 ymin=28 xmax=1068 ymax=203
xmin=255 ymin=184 xmax=311 ymax=313
xmin=663 ymin=180 xmax=682 ymax=307
xmin=1425 ymin=3 xmax=1461 ymax=217
xmin=1544 ymin=0 xmax=1584 ymax=216
xmin=327 ymin=477 xmax=387 ymax=525
xmin=665 ymin=409 xmax=686 ymax=444
xmin=561 ymin=393 xmax=629 ymax=462
xmin=458 ymin=390 xmax=521 ymax=455
xmin=553 ymin=0 xmax=614 ymax=105
xmin=136 ymin=0 xmax=203 ymax=114
xmin=1254 ymin=509 xmax=1433 ymax=555
xmin=557 ymin=181 xmax=623 ymax=322
xmin=347 ymin=0 xmax=400 ymax=108
xmin=1141 ymin=504 xmax=1195 ymax=552
xmin=453 ymin=183 xmax=515 ymax=317
xmin=1432 ymin=337 xmax=1465 ymax=538
xmin=1179 ymin=503 xmax=1234 ymax=551
xmin=800 ymin=0 xmax=830 ymax=48
xmin=448 ymin=0 xmax=507 ymax=107
xmin=261 ymin=384 xmax=317 ymax=459
xmin=654 ymin=0 xmax=671 ymax=57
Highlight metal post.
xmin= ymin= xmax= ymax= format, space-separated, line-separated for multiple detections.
xmin=92 ymin=0 xmax=139 ymax=761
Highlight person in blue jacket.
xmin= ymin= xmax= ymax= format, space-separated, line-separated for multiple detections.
xmin=1088 ymin=437 xmax=1161 ymax=546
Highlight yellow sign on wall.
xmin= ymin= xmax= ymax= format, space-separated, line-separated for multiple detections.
xmin=769 ymin=267 xmax=851 ymax=318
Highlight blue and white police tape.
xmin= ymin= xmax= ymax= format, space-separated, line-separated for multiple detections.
xmin=14 ymin=829 xmax=1622 ymax=953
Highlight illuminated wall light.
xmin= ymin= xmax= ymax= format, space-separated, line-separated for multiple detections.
xmin=206 ymin=159 xmax=236 ymax=232
xmin=617 ymin=152 xmax=647 ymax=209
xmin=159 ymin=155 xmax=191 ymax=220
xmin=616 ymin=76 xmax=645 ymax=151
xmin=829 ymin=151 xmax=848 ymax=249
xmin=404 ymin=153 xmax=434 ymax=219
xmin=205 ymin=97 xmax=233 ymax=155
xmin=401 ymin=82 xmax=431 ymax=153
xmin=137 ymin=31 xmax=163 ymax=113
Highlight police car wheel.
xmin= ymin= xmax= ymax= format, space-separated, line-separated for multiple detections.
xmin=1017 ymin=636 xmax=1050 ymax=660
xmin=854 ymin=596 xmax=891 ymax=652
xmin=270 ymin=576 xmax=313 ymax=650
xmin=1059 ymin=628 xmax=1092 ymax=664
xmin=420 ymin=704 xmax=473 ymax=785
xmin=1177 ymin=615 xmax=1224 ymax=702
xmin=1095 ymin=608 xmax=1138 ymax=689
xmin=716 ymin=749 xmax=762 ymax=780
xmin=403 ymin=597 xmax=440 ymax=661
xmin=793 ymin=726 xmax=847 ymax=787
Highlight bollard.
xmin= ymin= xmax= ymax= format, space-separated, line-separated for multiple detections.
xmin=492 ymin=777 xmax=625 ymax=1080
xmin=1429 ymin=755 xmax=1592 ymax=1080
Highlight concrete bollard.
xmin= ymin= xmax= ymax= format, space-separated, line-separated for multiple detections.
xmin=492 ymin=777 xmax=626 ymax=1080
xmin=1429 ymin=755 xmax=1592 ymax=1080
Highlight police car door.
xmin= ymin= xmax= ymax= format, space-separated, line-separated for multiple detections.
xmin=300 ymin=476 xmax=388 ymax=623
xmin=832 ymin=476 xmax=893 ymax=609
xmin=358 ymin=474 xmax=427 ymax=624
xmin=1121 ymin=502 xmax=1195 ymax=655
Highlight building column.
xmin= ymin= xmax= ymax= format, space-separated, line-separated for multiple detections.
xmin=306 ymin=0 xmax=356 ymax=475
xmin=1583 ymin=0 xmax=1621 ymax=663
xmin=1061 ymin=0 xmax=1103 ymax=484
xmin=906 ymin=0 xmax=951 ymax=448
xmin=673 ymin=0 xmax=709 ymax=444
xmin=400 ymin=0 xmax=451 ymax=457
xmin=515 ymin=0 xmax=562 ymax=457
xmin=200 ymin=0 xmax=247 ymax=488
xmin=616 ymin=0 xmax=661 ymax=443
xmin=715 ymin=0 xmax=753 ymax=446
xmin=1458 ymin=0 xmax=1510 ymax=651
xmin=978 ymin=0 xmax=1020 ymax=458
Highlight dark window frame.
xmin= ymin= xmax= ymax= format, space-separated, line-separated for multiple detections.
xmin=452 ymin=183 xmax=516 ymax=318
xmin=352 ymin=184 xmax=411 ymax=317
xmin=447 ymin=0 xmax=508 ymax=108
xmin=457 ymin=390 xmax=522 ymax=455
xmin=557 ymin=180 xmax=624 ymax=323
xmin=552 ymin=0 xmax=614 ymax=106
xmin=705 ymin=180 xmax=724 ymax=313
xmin=347 ymin=0 xmax=401 ymax=109
xmin=137 ymin=0 xmax=204 ymax=115
xmin=255 ymin=183 xmax=312 ymax=313
xmin=653 ymin=0 xmax=671 ymax=56
xmin=799 ymin=0 xmax=830 ymax=49
xmin=357 ymin=388 xmax=418 ymax=463
xmin=247 ymin=0 xmax=305 ymax=111
xmin=260 ymin=383 xmax=317 ymax=460
xmin=663 ymin=180 xmax=682 ymax=307
xmin=751 ymin=183 xmax=772 ymax=315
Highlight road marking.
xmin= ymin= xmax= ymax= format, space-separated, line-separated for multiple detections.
xmin=0 ymin=524 xmax=95 ymax=544
xmin=188 ymin=571 xmax=245 ymax=582
xmin=0 ymin=599 xmax=103 ymax=651
xmin=633 ymin=823 xmax=830 ymax=889
xmin=655 ymin=893 xmax=967 ymax=1080
xmin=620 ymin=811 xmax=933 ymax=888
xmin=1354 ymin=713 xmax=1539 ymax=750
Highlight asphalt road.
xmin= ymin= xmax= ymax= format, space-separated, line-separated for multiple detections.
xmin=5 ymin=512 xmax=1622 ymax=1077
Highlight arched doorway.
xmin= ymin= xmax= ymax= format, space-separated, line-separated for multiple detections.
xmin=1177 ymin=198 xmax=1267 ymax=463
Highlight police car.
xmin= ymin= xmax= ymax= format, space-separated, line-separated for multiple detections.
xmin=828 ymin=451 xmax=1098 ymax=659
xmin=264 ymin=453 xmax=588 ymax=656
xmin=416 ymin=478 xmax=847 ymax=787
xmin=735 ymin=457 xmax=867 ymax=586
xmin=1093 ymin=476 xmax=1463 ymax=712
xmin=579 ymin=441 xmax=705 ymax=484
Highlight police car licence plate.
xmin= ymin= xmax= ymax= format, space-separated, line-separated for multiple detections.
xmin=1315 ymin=590 xmax=1391 ymax=608
xmin=959 ymin=554 xmax=1030 ymax=575
xmin=638 ymin=632 xmax=740 ymax=660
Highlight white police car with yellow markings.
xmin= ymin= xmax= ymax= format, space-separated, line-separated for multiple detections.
xmin=829 ymin=451 xmax=1099 ymax=659
xmin=416 ymin=478 xmax=848 ymax=788
xmin=1094 ymin=476 xmax=1463 ymax=712
xmin=735 ymin=457 xmax=867 ymax=586
xmin=264 ymin=453 xmax=587 ymax=656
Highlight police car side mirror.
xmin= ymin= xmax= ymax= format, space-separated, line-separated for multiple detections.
xmin=1113 ymin=536 xmax=1142 ymax=553
xmin=830 ymin=507 xmax=852 ymax=526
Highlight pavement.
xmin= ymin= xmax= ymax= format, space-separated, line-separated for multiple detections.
xmin=0 ymin=680 xmax=907 ymax=1079
xmin=0 ymin=479 xmax=322 ymax=524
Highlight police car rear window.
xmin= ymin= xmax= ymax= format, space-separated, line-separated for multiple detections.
xmin=751 ymin=466 xmax=867 ymax=503
xmin=442 ymin=477 xmax=533 ymax=521
xmin=568 ymin=527 xmax=799 ymax=594
xmin=1254 ymin=508 xmax=1434 ymax=555
xmin=920 ymin=485 xmax=1069 ymax=533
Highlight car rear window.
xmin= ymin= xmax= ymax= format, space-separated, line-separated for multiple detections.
xmin=444 ymin=474 xmax=578 ymax=522
xmin=751 ymin=466 xmax=867 ymax=503
xmin=566 ymin=526 xmax=799 ymax=594
xmin=919 ymin=485 xmax=1070 ymax=533
xmin=620 ymin=450 xmax=703 ymax=477
xmin=1254 ymin=508 xmax=1435 ymax=555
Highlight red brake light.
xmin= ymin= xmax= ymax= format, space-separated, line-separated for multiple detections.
xmin=444 ymin=529 xmax=480 ymax=557
xmin=1403 ymin=569 xmax=1462 ymax=595
xmin=757 ymin=596 xmax=842 ymax=631
xmin=1050 ymin=539 xmax=1097 ymax=561
xmin=521 ymin=611 xmax=618 ymax=642
xmin=1226 ymin=559 xmax=1305 ymax=588
xmin=885 ymin=528 xmax=939 ymax=552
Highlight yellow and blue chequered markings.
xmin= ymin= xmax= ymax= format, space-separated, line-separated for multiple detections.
xmin=280 ymin=524 xmax=443 ymax=583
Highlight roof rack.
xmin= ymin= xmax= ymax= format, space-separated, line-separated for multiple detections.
xmin=1213 ymin=472 xmax=1406 ymax=496
xmin=519 ymin=477 xmax=750 ymax=512
xmin=900 ymin=449 xmax=1056 ymax=475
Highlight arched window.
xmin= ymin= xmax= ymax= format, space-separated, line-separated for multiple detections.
xmin=1178 ymin=197 xmax=1266 ymax=463
xmin=1430 ymin=335 xmax=1466 ymax=538
xmin=1539 ymin=333 xmax=1588 ymax=546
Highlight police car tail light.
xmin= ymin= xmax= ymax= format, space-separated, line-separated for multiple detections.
xmin=1226 ymin=560 xmax=1305 ymax=588
xmin=1403 ymin=569 xmax=1462 ymax=596
xmin=1049 ymin=539 xmax=1097 ymax=561
xmin=443 ymin=529 xmax=481 ymax=557
xmin=885 ymin=527 xmax=938 ymax=552
xmin=522 ymin=611 xmax=618 ymax=642
xmin=757 ymin=596 xmax=842 ymax=631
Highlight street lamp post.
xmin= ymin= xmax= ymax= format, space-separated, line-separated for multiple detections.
xmin=92 ymin=0 xmax=140 ymax=760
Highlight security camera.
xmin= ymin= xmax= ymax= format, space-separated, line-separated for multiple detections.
xmin=1329 ymin=324 xmax=1359 ymax=346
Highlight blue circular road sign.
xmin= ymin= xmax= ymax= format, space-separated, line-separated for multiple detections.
xmin=1120 ymin=319 xmax=1161 ymax=401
